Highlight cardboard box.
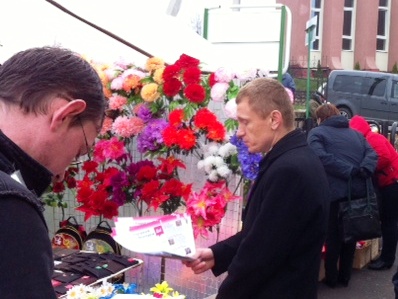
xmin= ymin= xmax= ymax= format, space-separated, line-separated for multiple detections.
xmin=370 ymin=238 xmax=380 ymax=260
xmin=319 ymin=258 xmax=325 ymax=281
xmin=353 ymin=242 xmax=372 ymax=269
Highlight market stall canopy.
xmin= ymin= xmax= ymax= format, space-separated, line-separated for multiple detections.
xmin=0 ymin=0 xmax=290 ymax=73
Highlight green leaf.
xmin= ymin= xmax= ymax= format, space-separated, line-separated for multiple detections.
xmin=224 ymin=119 xmax=238 ymax=132
xmin=227 ymin=84 xmax=240 ymax=99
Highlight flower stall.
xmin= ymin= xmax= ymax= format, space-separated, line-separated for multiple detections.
xmin=44 ymin=53 xmax=268 ymax=298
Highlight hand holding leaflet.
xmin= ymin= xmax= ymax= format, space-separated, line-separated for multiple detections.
xmin=112 ymin=213 xmax=196 ymax=261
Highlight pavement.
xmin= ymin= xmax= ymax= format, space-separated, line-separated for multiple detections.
xmin=318 ymin=260 xmax=397 ymax=299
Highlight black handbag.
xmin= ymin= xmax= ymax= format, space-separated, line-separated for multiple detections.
xmin=339 ymin=177 xmax=381 ymax=243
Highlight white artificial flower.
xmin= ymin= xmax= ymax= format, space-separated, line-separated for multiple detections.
xmin=208 ymin=169 xmax=219 ymax=182
xmin=213 ymin=156 xmax=225 ymax=168
xmin=217 ymin=165 xmax=232 ymax=178
xmin=218 ymin=142 xmax=237 ymax=158
xmin=206 ymin=142 xmax=220 ymax=156
xmin=204 ymin=156 xmax=216 ymax=173
xmin=214 ymin=67 xmax=235 ymax=83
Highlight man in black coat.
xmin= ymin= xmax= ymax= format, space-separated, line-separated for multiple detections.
xmin=0 ymin=47 xmax=106 ymax=298
xmin=184 ymin=78 xmax=330 ymax=298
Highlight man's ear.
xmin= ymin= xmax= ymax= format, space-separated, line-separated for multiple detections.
xmin=270 ymin=110 xmax=282 ymax=130
xmin=50 ymin=99 xmax=86 ymax=130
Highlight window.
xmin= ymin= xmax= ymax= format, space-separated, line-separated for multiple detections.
xmin=342 ymin=0 xmax=355 ymax=50
xmin=377 ymin=0 xmax=389 ymax=51
xmin=391 ymin=81 xmax=398 ymax=98
xmin=364 ymin=77 xmax=386 ymax=97
xmin=333 ymin=75 xmax=363 ymax=94
xmin=310 ymin=0 xmax=322 ymax=50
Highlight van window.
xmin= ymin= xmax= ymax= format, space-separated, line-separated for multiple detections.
xmin=392 ymin=81 xmax=398 ymax=98
xmin=363 ymin=77 xmax=386 ymax=96
xmin=333 ymin=75 xmax=386 ymax=97
xmin=333 ymin=75 xmax=363 ymax=93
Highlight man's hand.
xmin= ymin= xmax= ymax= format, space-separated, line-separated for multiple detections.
xmin=182 ymin=248 xmax=215 ymax=274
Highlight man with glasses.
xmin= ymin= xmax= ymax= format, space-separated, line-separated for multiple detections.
xmin=0 ymin=47 xmax=106 ymax=298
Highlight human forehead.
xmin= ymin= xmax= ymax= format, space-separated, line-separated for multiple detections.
xmin=236 ymin=97 xmax=265 ymax=120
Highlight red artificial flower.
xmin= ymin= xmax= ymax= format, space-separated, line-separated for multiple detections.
xmin=184 ymin=84 xmax=206 ymax=104
xmin=148 ymin=192 xmax=170 ymax=211
xmin=136 ymin=165 xmax=157 ymax=181
xmin=100 ymin=200 xmax=120 ymax=219
xmin=99 ymin=167 xmax=120 ymax=188
xmin=82 ymin=160 xmax=99 ymax=174
xmin=175 ymin=54 xmax=200 ymax=68
xmin=177 ymin=128 xmax=197 ymax=150
xmin=162 ymin=64 xmax=181 ymax=81
xmin=162 ymin=126 xmax=179 ymax=147
xmin=163 ymin=78 xmax=182 ymax=97
xmin=52 ymin=181 xmax=65 ymax=193
xmin=158 ymin=156 xmax=186 ymax=175
xmin=206 ymin=121 xmax=226 ymax=141
xmin=193 ymin=108 xmax=217 ymax=129
xmin=183 ymin=67 xmax=201 ymax=85
xmin=168 ymin=109 xmax=185 ymax=127
xmin=161 ymin=178 xmax=184 ymax=197
xmin=208 ymin=72 xmax=217 ymax=87
xmin=65 ymin=176 xmax=77 ymax=189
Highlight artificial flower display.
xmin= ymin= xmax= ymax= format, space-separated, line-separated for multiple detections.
xmin=46 ymin=53 xmax=270 ymax=238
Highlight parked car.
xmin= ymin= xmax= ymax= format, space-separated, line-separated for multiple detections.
xmin=326 ymin=70 xmax=398 ymax=125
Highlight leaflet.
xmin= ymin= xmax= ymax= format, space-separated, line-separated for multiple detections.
xmin=112 ymin=213 xmax=196 ymax=261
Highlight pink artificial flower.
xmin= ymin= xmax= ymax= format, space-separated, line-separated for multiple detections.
xmin=285 ymin=87 xmax=294 ymax=103
xmin=94 ymin=137 xmax=126 ymax=162
xmin=224 ymin=98 xmax=237 ymax=120
xmin=110 ymin=76 xmax=124 ymax=90
xmin=109 ymin=95 xmax=128 ymax=110
xmin=112 ymin=116 xmax=144 ymax=138
xmin=100 ymin=117 xmax=114 ymax=135
xmin=214 ymin=67 xmax=234 ymax=83
xmin=210 ymin=82 xmax=229 ymax=102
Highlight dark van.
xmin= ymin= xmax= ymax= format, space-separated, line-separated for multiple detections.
xmin=326 ymin=70 xmax=398 ymax=125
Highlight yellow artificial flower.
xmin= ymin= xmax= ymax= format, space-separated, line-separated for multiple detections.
xmin=150 ymin=281 xmax=173 ymax=295
xmin=153 ymin=67 xmax=165 ymax=84
xmin=141 ymin=83 xmax=160 ymax=102
xmin=146 ymin=57 xmax=165 ymax=72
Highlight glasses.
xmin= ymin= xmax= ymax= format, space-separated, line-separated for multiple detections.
xmin=71 ymin=117 xmax=92 ymax=165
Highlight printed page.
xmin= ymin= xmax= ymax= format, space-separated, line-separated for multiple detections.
xmin=112 ymin=213 xmax=196 ymax=260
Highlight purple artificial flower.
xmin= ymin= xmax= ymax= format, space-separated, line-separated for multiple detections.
xmin=135 ymin=104 xmax=153 ymax=123
xmin=110 ymin=171 xmax=129 ymax=205
xmin=230 ymin=133 xmax=262 ymax=180
xmin=127 ymin=160 xmax=155 ymax=177
xmin=137 ymin=118 xmax=168 ymax=153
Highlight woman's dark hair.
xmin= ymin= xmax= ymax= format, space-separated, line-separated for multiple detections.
xmin=0 ymin=47 xmax=106 ymax=126
xmin=315 ymin=103 xmax=340 ymax=123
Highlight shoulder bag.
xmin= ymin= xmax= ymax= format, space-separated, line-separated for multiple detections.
xmin=339 ymin=177 xmax=381 ymax=243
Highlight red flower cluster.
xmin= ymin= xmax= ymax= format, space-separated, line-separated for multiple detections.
xmin=162 ymin=108 xmax=226 ymax=152
xmin=75 ymin=155 xmax=192 ymax=220
xmin=162 ymin=54 xmax=207 ymax=104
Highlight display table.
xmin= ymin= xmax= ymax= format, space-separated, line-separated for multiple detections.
xmin=52 ymin=249 xmax=143 ymax=298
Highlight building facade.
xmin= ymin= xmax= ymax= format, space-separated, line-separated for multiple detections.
xmin=277 ymin=0 xmax=398 ymax=72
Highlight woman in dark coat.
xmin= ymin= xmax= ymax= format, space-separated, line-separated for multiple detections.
xmin=350 ymin=115 xmax=398 ymax=270
xmin=307 ymin=104 xmax=378 ymax=288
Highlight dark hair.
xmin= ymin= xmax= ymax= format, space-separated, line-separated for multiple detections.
xmin=236 ymin=77 xmax=295 ymax=129
xmin=315 ymin=103 xmax=340 ymax=123
xmin=0 ymin=47 xmax=106 ymax=126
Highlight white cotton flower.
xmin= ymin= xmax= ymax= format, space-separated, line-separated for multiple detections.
xmin=208 ymin=169 xmax=219 ymax=182
xmin=197 ymin=160 xmax=205 ymax=170
xmin=213 ymin=156 xmax=225 ymax=168
xmin=217 ymin=165 xmax=232 ymax=178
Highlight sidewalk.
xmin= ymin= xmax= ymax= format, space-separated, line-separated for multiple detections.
xmin=318 ymin=261 xmax=397 ymax=299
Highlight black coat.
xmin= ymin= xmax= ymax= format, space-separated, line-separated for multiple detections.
xmin=307 ymin=115 xmax=378 ymax=201
xmin=0 ymin=131 xmax=56 ymax=299
xmin=210 ymin=129 xmax=330 ymax=299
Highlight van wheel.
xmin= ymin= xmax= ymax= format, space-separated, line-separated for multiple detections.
xmin=338 ymin=107 xmax=352 ymax=119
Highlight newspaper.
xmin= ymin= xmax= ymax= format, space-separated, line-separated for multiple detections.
xmin=112 ymin=213 xmax=196 ymax=261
